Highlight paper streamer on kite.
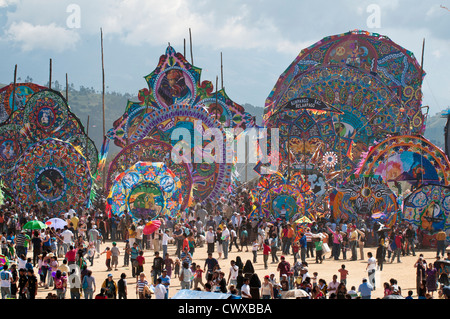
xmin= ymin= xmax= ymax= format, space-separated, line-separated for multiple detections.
xmin=96 ymin=137 xmax=110 ymax=181
xmin=106 ymin=162 xmax=181 ymax=222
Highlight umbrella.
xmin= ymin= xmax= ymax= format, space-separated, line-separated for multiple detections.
xmin=0 ymin=254 xmax=9 ymax=267
xmin=382 ymin=294 xmax=405 ymax=299
xmin=284 ymin=289 xmax=310 ymax=298
xmin=22 ymin=220 xmax=47 ymax=230
xmin=294 ymin=216 xmax=312 ymax=224
xmin=143 ymin=219 xmax=161 ymax=235
xmin=45 ymin=218 xmax=67 ymax=230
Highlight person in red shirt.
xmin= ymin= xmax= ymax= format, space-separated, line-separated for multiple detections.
xmin=262 ymin=240 xmax=271 ymax=270
xmin=390 ymin=232 xmax=403 ymax=263
xmin=338 ymin=264 xmax=349 ymax=285
xmin=65 ymin=245 xmax=77 ymax=266
xmin=95 ymin=288 xmax=108 ymax=299
xmin=136 ymin=250 xmax=145 ymax=275
xmin=277 ymin=255 xmax=291 ymax=282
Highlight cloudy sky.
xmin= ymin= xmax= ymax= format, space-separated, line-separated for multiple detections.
xmin=1 ymin=0 xmax=449 ymax=117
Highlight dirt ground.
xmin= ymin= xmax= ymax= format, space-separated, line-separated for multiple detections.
xmin=32 ymin=238 xmax=447 ymax=300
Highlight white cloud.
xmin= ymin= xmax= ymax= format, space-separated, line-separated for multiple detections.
xmin=5 ymin=21 xmax=80 ymax=52
xmin=0 ymin=0 xmax=18 ymax=8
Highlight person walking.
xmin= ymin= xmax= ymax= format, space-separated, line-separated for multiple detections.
xmin=0 ymin=264 xmax=12 ymax=299
xmin=82 ymin=270 xmax=96 ymax=299
xmin=117 ymin=273 xmax=127 ymax=299
xmin=180 ymin=261 xmax=193 ymax=290
xmin=436 ymin=229 xmax=447 ymax=258
xmin=366 ymin=252 xmax=377 ymax=290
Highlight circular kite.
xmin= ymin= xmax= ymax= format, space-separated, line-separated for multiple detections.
xmin=0 ymin=88 xmax=98 ymax=194
xmin=106 ymin=138 xmax=192 ymax=211
xmin=13 ymin=138 xmax=92 ymax=214
xmin=0 ymin=123 xmax=24 ymax=175
xmin=403 ymin=184 xmax=450 ymax=245
xmin=270 ymin=65 xmax=411 ymax=146
xmin=106 ymin=162 xmax=181 ymax=221
xmin=128 ymin=103 xmax=232 ymax=203
xmin=0 ymin=83 xmax=46 ymax=124
xmin=257 ymin=171 xmax=314 ymax=222
xmin=266 ymin=30 xmax=425 ymax=133
xmin=356 ymin=135 xmax=450 ymax=196
xmin=329 ymin=174 xmax=398 ymax=222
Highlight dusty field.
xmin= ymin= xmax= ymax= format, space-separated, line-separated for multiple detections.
xmin=29 ymin=238 xmax=446 ymax=300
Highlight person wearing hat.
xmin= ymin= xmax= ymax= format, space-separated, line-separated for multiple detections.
xmin=102 ymin=274 xmax=117 ymax=299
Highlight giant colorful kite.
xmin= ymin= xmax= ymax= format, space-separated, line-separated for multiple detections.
xmin=0 ymin=83 xmax=46 ymax=124
xmin=0 ymin=87 xmax=97 ymax=212
xmin=356 ymin=135 xmax=450 ymax=196
xmin=329 ymin=174 xmax=399 ymax=222
xmin=106 ymin=162 xmax=181 ymax=221
xmin=403 ymin=184 xmax=450 ymax=244
xmin=103 ymin=45 xmax=252 ymax=206
xmin=13 ymin=138 xmax=92 ymax=214
xmin=265 ymin=30 xmax=426 ymax=134
xmin=106 ymin=138 xmax=192 ymax=211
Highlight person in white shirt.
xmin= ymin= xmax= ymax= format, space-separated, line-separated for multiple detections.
xmin=60 ymin=226 xmax=74 ymax=255
xmin=241 ymin=277 xmax=252 ymax=298
xmin=227 ymin=260 xmax=239 ymax=286
xmin=153 ymin=278 xmax=167 ymax=299
xmin=366 ymin=252 xmax=377 ymax=289
xmin=162 ymin=229 xmax=173 ymax=258
xmin=221 ymin=225 xmax=230 ymax=259
xmin=205 ymin=227 xmax=216 ymax=255
xmin=0 ymin=265 xmax=13 ymax=299
xmin=136 ymin=222 xmax=144 ymax=250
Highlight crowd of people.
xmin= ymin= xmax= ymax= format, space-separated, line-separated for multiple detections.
xmin=0 ymin=187 xmax=449 ymax=300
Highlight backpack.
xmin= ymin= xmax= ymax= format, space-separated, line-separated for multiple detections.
xmin=82 ymin=276 xmax=88 ymax=289
xmin=55 ymin=277 xmax=64 ymax=289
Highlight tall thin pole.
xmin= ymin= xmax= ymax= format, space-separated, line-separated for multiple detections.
xmin=86 ymin=115 xmax=90 ymax=137
xmin=420 ymin=38 xmax=426 ymax=187
xmin=11 ymin=64 xmax=17 ymax=112
xmin=189 ymin=28 xmax=194 ymax=65
xmin=49 ymin=59 xmax=52 ymax=89
xmin=220 ymin=52 xmax=224 ymax=90
xmin=65 ymin=73 xmax=69 ymax=102
xmin=420 ymin=38 xmax=425 ymax=83
xmin=184 ymin=38 xmax=186 ymax=58
xmin=101 ymin=27 xmax=106 ymax=190
xmin=101 ymin=28 xmax=106 ymax=140
xmin=86 ymin=115 xmax=90 ymax=170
